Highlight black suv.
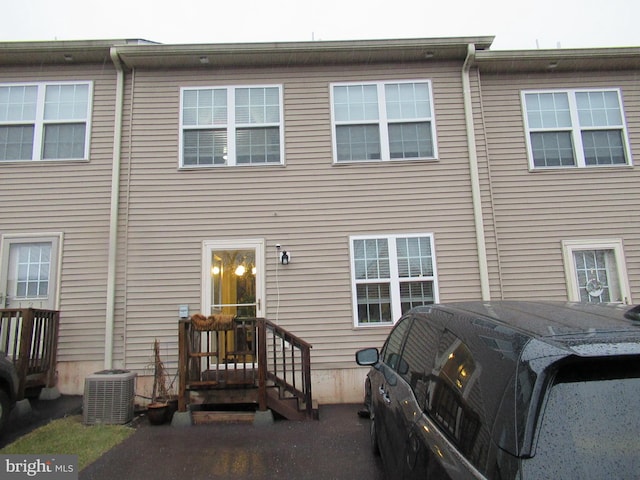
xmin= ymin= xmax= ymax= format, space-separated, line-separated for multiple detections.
xmin=356 ymin=301 xmax=640 ymax=479
xmin=0 ymin=355 xmax=19 ymax=434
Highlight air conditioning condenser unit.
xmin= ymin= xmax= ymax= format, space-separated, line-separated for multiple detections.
xmin=83 ymin=369 xmax=136 ymax=425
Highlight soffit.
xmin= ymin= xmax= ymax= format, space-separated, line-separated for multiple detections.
xmin=112 ymin=37 xmax=495 ymax=69
xmin=475 ymin=47 xmax=640 ymax=73
xmin=0 ymin=39 xmax=154 ymax=66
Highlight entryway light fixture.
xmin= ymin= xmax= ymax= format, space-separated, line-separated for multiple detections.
xmin=276 ymin=244 xmax=291 ymax=265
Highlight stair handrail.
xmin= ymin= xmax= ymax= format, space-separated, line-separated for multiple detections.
xmin=257 ymin=318 xmax=314 ymax=418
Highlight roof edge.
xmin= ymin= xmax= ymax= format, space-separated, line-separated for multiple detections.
xmin=111 ymin=36 xmax=495 ymax=69
xmin=476 ymin=46 xmax=640 ymax=72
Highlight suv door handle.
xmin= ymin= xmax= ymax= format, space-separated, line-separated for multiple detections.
xmin=378 ymin=385 xmax=391 ymax=404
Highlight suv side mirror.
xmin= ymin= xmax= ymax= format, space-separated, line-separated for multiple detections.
xmin=356 ymin=348 xmax=379 ymax=366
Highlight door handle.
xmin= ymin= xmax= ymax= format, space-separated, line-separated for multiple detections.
xmin=378 ymin=385 xmax=391 ymax=404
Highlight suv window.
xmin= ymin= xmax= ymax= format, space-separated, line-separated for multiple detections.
xmin=398 ymin=315 xmax=440 ymax=408
xmin=523 ymin=358 xmax=640 ymax=479
xmin=381 ymin=315 xmax=411 ymax=371
xmin=426 ymin=329 xmax=487 ymax=468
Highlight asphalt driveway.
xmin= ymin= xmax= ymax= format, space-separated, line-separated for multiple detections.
xmin=81 ymin=404 xmax=384 ymax=480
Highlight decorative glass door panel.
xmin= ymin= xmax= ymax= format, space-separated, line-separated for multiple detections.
xmin=562 ymin=239 xmax=630 ymax=304
xmin=211 ymin=249 xmax=257 ymax=317
xmin=0 ymin=234 xmax=61 ymax=310
xmin=203 ymin=239 xmax=264 ymax=367
xmin=573 ymin=249 xmax=620 ymax=303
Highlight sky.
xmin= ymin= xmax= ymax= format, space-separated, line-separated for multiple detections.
xmin=2 ymin=0 xmax=640 ymax=50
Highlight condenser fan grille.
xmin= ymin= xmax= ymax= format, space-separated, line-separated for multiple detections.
xmin=83 ymin=370 xmax=136 ymax=425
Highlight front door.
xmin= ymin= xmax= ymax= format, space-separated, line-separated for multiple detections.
xmin=203 ymin=239 xmax=264 ymax=318
xmin=202 ymin=239 xmax=265 ymax=363
xmin=0 ymin=234 xmax=62 ymax=310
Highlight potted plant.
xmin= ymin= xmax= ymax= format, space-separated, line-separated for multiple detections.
xmin=146 ymin=339 xmax=173 ymax=425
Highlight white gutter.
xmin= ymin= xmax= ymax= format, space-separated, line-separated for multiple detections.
xmin=462 ymin=44 xmax=491 ymax=301
xmin=104 ymin=47 xmax=125 ymax=369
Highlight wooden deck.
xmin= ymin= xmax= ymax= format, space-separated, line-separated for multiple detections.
xmin=178 ymin=316 xmax=317 ymax=420
xmin=0 ymin=308 xmax=60 ymax=400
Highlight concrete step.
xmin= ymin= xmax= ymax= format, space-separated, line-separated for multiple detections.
xmin=191 ymin=410 xmax=255 ymax=424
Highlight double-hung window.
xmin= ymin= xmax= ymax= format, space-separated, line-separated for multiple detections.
xmin=522 ymin=89 xmax=631 ymax=169
xmin=0 ymin=82 xmax=92 ymax=162
xmin=350 ymin=234 xmax=438 ymax=327
xmin=331 ymin=81 xmax=437 ymax=163
xmin=181 ymin=85 xmax=283 ymax=167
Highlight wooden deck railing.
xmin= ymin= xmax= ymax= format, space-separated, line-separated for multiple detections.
xmin=0 ymin=308 xmax=60 ymax=400
xmin=178 ymin=316 xmax=315 ymax=419
xmin=178 ymin=317 xmax=259 ymax=411
xmin=257 ymin=318 xmax=314 ymax=418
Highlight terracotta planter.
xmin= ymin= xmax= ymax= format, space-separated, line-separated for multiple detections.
xmin=156 ymin=396 xmax=178 ymax=422
xmin=147 ymin=402 xmax=169 ymax=425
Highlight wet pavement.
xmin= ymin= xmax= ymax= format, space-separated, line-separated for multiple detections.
xmin=81 ymin=404 xmax=384 ymax=480
xmin=1 ymin=396 xmax=385 ymax=479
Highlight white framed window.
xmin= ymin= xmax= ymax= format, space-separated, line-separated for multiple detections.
xmin=350 ymin=233 xmax=439 ymax=327
xmin=562 ymin=239 xmax=631 ymax=304
xmin=180 ymin=85 xmax=284 ymax=167
xmin=0 ymin=82 xmax=92 ymax=162
xmin=0 ymin=233 xmax=63 ymax=310
xmin=522 ymin=89 xmax=631 ymax=169
xmin=331 ymin=80 xmax=437 ymax=163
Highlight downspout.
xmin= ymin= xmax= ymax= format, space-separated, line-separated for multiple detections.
xmin=104 ymin=47 xmax=125 ymax=369
xmin=462 ymin=44 xmax=491 ymax=301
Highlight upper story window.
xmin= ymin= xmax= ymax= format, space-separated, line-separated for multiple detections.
xmin=522 ymin=89 xmax=631 ymax=169
xmin=331 ymin=81 xmax=437 ymax=163
xmin=180 ymin=85 xmax=284 ymax=167
xmin=0 ymin=82 xmax=92 ymax=162
xmin=350 ymin=233 xmax=438 ymax=327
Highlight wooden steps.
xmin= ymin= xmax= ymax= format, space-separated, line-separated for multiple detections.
xmin=192 ymin=410 xmax=256 ymax=424
xmin=265 ymin=386 xmax=319 ymax=421
xmin=178 ymin=318 xmax=317 ymax=421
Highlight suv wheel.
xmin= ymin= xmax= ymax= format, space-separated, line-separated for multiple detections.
xmin=0 ymin=390 xmax=11 ymax=433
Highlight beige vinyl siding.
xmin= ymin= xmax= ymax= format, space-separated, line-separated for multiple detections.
xmin=480 ymin=70 xmax=640 ymax=302
xmin=0 ymin=65 xmax=119 ymax=361
xmin=467 ymin=67 xmax=502 ymax=299
xmin=117 ymin=61 xmax=485 ymax=371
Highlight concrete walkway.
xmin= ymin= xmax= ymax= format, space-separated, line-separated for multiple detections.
xmin=81 ymin=404 xmax=384 ymax=480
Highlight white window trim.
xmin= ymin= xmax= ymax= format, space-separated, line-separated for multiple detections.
xmin=521 ymin=88 xmax=632 ymax=171
xmin=0 ymin=81 xmax=93 ymax=162
xmin=349 ymin=233 xmax=439 ymax=328
xmin=330 ymin=80 xmax=438 ymax=164
xmin=561 ymin=238 xmax=632 ymax=304
xmin=0 ymin=232 xmax=64 ymax=310
xmin=179 ymin=85 xmax=285 ymax=168
xmin=200 ymin=238 xmax=266 ymax=317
